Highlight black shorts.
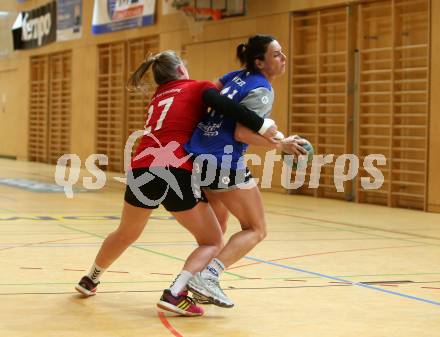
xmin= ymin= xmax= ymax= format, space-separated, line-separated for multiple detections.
xmin=193 ymin=161 xmax=254 ymax=191
xmin=124 ymin=167 xmax=204 ymax=212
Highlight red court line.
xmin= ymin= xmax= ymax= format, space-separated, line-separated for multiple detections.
xmin=158 ymin=311 xmax=184 ymax=337
xmin=228 ymin=244 xmax=421 ymax=270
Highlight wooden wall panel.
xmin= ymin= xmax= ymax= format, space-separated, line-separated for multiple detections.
xmin=28 ymin=51 xmax=72 ymax=164
xmin=28 ymin=56 xmax=48 ymax=163
xmin=0 ymin=66 xmax=25 ymax=158
xmin=96 ymin=42 xmax=126 ymax=172
xmin=392 ymin=0 xmax=429 ymax=209
xmin=290 ymin=6 xmax=353 ymax=199
xmin=357 ymin=0 xmax=429 ymax=210
xmin=357 ymin=1 xmax=394 ymax=206
xmin=70 ymin=46 xmax=97 ymax=160
xmin=184 ymin=44 xmax=205 ymax=80
xmin=428 ymin=0 xmax=440 ymax=211
xmin=289 ymin=0 xmax=429 ymax=210
xmin=48 ymin=51 xmax=71 ymax=164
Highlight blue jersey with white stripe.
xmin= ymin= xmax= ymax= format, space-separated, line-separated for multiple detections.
xmin=185 ymin=70 xmax=274 ymax=170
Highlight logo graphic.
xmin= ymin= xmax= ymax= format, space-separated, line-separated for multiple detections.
xmin=207 ymin=265 xmax=219 ymax=277
xmin=126 ymin=131 xmax=191 ymax=207
xmin=91 ymin=268 xmax=100 ymax=281
xmin=54 ymin=130 xmax=387 ymax=198
xmin=221 ymin=176 xmax=230 ymax=185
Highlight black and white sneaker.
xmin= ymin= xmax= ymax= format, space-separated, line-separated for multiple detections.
xmin=75 ymin=276 xmax=99 ymax=296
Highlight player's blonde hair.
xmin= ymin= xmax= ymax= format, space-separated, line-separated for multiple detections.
xmin=126 ymin=50 xmax=182 ymax=92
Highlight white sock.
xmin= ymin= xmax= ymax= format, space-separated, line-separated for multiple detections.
xmin=169 ymin=270 xmax=193 ymax=297
xmin=87 ymin=262 xmax=106 ymax=283
xmin=201 ymin=258 xmax=225 ymax=279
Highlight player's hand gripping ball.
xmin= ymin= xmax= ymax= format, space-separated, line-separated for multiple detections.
xmin=281 ymin=136 xmax=314 ymax=170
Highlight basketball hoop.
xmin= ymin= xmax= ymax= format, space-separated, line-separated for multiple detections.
xmin=181 ymin=6 xmax=222 ymax=21
xmin=171 ymin=0 xmax=246 ymax=39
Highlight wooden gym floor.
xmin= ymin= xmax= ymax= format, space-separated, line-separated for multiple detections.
xmin=0 ymin=158 xmax=439 ymax=337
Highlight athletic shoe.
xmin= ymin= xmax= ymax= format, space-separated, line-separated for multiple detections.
xmin=187 ymin=272 xmax=234 ymax=308
xmin=75 ymin=276 xmax=99 ymax=296
xmin=157 ymin=289 xmax=204 ymax=316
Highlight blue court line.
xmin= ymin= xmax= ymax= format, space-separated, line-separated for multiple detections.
xmin=243 ymin=256 xmax=440 ymax=307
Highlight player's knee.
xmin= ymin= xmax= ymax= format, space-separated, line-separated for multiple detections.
xmin=256 ymin=227 xmax=267 ymax=242
xmin=252 ymin=220 xmax=267 ymax=242
xmin=202 ymin=239 xmax=223 ymax=258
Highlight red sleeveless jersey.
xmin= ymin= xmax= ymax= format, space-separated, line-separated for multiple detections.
xmin=130 ymin=79 xmax=216 ymax=171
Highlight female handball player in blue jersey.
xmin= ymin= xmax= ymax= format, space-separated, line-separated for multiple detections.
xmin=185 ymin=35 xmax=308 ymax=307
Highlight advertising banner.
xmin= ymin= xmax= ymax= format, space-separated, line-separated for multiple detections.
xmin=57 ymin=0 xmax=82 ymax=41
xmin=12 ymin=1 xmax=57 ymax=50
xmin=92 ymin=0 xmax=156 ymax=35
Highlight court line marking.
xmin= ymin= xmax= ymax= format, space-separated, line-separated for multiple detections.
xmin=0 ymin=237 xmax=388 ymax=249
xmin=4 ymin=197 xmax=437 ymax=309
xmin=229 ymin=244 xmax=422 ymax=270
xmin=278 ymin=272 xmax=440 ymax=279
xmin=0 ymin=281 xmax=180 ymax=286
xmin=0 ymin=290 xmax=163 ymax=295
xmin=299 ymin=221 xmax=440 ymax=248
xmin=267 ymin=212 xmax=440 ymax=248
xmin=158 ymin=311 xmax=184 ymax=337
xmin=267 ymin=210 xmax=440 ymax=244
xmin=243 ymin=255 xmax=440 ymax=307
xmin=58 ymin=223 xmax=246 ymax=279
xmin=0 ymin=284 xmax=351 ymax=296
xmin=0 ymin=235 xmax=91 ymax=251
xmin=2 ymin=278 xmax=439 ymax=287
xmin=2 ymin=281 xmax=440 ymax=296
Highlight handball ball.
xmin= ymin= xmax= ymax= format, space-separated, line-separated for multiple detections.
xmin=283 ymin=138 xmax=314 ymax=170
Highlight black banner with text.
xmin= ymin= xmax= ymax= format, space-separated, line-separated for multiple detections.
xmin=12 ymin=1 xmax=57 ymax=50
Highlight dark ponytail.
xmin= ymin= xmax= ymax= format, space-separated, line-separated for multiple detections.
xmin=236 ymin=34 xmax=275 ymax=72
xmin=236 ymin=43 xmax=247 ymax=65
xmin=126 ymin=50 xmax=182 ymax=92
